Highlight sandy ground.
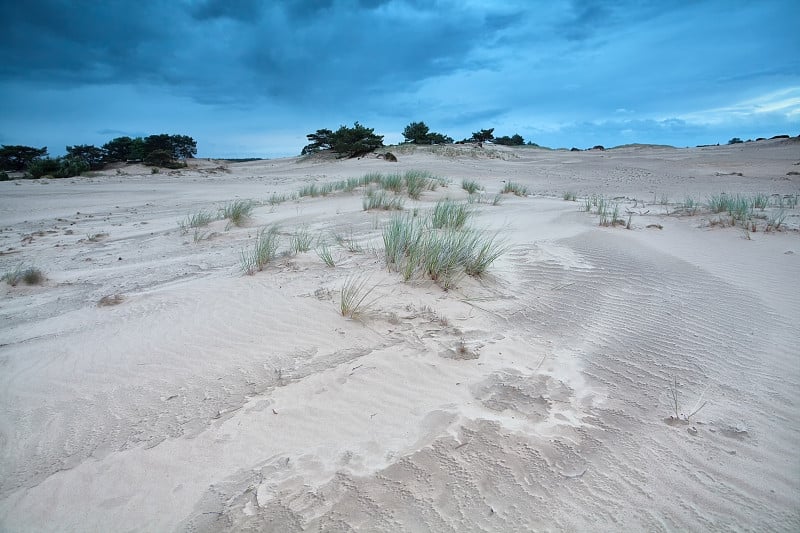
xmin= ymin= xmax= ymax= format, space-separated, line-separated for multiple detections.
xmin=1 ymin=139 xmax=799 ymax=532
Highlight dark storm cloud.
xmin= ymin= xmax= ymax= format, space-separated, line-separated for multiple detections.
xmin=1 ymin=0 xmax=798 ymax=157
xmin=0 ymin=1 xmax=168 ymax=84
xmin=190 ymin=0 xmax=263 ymax=22
xmin=0 ymin=0 xmax=522 ymax=109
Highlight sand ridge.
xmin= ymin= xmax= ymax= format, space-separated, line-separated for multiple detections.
xmin=0 ymin=140 xmax=798 ymax=531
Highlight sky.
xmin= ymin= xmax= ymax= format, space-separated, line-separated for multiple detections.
xmin=1 ymin=0 xmax=798 ymax=158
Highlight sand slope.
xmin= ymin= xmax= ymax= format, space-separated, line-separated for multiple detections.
xmin=1 ymin=140 xmax=799 ymax=531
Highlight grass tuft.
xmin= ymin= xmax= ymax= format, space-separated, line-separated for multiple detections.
xmin=379 ymin=173 xmax=404 ymax=193
xmin=461 ymin=179 xmax=482 ymax=195
xmin=316 ymin=242 xmax=335 ymax=267
xmin=221 ymin=200 xmax=254 ymax=227
xmin=431 ymin=199 xmax=472 ymax=229
xmin=501 ymin=181 xmax=528 ymax=196
xmin=179 ymin=210 xmax=217 ymax=233
xmin=240 ymin=225 xmax=280 ymax=275
xmin=2 ymin=265 xmax=45 ymax=286
xmin=404 ymin=170 xmax=433 ymax=199
xmin=340 ymin=275 xmax=378 ymax=319
xmin=382 ymin=209 xmax=506 ymax=290
xmin=363 ymin=188 xmax=405 ymax=211
xmin=290 ymin=226 xmax=314 ymax=253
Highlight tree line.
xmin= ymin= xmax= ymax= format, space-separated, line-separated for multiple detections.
xmin=302 ymin=122 xmax=531 ymax=158
xmin=0 ymin=134 xmax=197 ymax=179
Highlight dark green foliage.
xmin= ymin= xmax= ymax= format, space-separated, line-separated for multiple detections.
xmin=144 ymin=149 xmax=186 ymax=168
xmin=169 ymin=135 xmax=197 ymax=159
xmin=728 ymin=137 xmax=744 ymax=144
xmin=27 ymin=156 xmax=89 ymax=178
xmin=493 ymin=134 xmax=525 ymax=146
xmin=143 ymin=134 xmax=196 ymax=160
xmin=25 ymin=157 xmax=60 ymax=178
xmin=103 ymin=134 xmax=195 ymax=164
xmin=402 ymin=121 xmax=453 ymax=145
xmin=102 ymin=136 xmax=137 ymax=162
xmin=66 ymin=144 xmax=105 ymax=170
xmin=332 ymin=122 xmax=384 ymax=158
xmin=302 ymin=129 xmax=334 ymax=154
xmin=402 ymin=121 xmax=429 ymax=144
xmin=0 ymin=145 xmax=47 ymax=171
xmin=426 ymin=132 xmax=454 ymax=144
xmin=144 ymin=149 xmax=174 ymax=167
xmin=0 ymin=171 xmax=9 ymax=181
xmin=302 ymin=123 xmax=383 ymax=157
xmin=470 ymin=129 xmax=495 ymax=143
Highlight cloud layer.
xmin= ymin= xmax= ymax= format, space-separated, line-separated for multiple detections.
xmin=1 ymin=1 xmax=798 ymax=157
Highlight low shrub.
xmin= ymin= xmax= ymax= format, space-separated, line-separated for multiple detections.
xmin=2 ymin=265 xmax=45 ymax=286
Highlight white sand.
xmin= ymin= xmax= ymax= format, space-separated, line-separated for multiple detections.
xmin=1 ymin=139 xmax=799 ymax=531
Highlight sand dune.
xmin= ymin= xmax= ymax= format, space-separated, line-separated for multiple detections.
xmin=1 ymin=140 xmax=798 ymax=531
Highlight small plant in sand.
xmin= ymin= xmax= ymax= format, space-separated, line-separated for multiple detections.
xmin=668 ymin=376 xmax=708 ymax=424
xmin=431 ymin=199 xmax=472 ymax=229
xmin=298 ymin=183 xmax=319 ymax=198
xmin=382 ymin=211 xmax=507 ymax=290
xmin=729 ymin=195 xmax=752 ymax=224
xmin=751 ymin=193 xmax=769 ymax=210
xmin=706 ymin=194 xmax=729 ymax=214
xmin=221 ymin=200 xmax=254 ymax=227
xmin=461 ymin=179 xmax=482 ymax=195
xmin=178 ymin=210 xmax=217 ymax=233
xmin=340 ymin=275 xmax=378 ymax=319
xmin=268 ymin=193 xmax=290 ymax=206
xmin=363 ymin=188 xmax=405 ymax=211
xmin=379 ymin=173 xmax=404 ymax=193
xmin=681 ymin=196 xmax=699 ymax=215
xmin=240 ymin=225 xmax=280 ymax=275
xmin=501 ymin=181 xmax=528 ymax=196
xmin=563 ymin=191 xmax=577 ymax=201
xmin=335 ymin=229 xmax=363 ymax=253
xmin=193 ymin=228 xmax=213 ymax=243
xmin=766 ymin=210 xmax=787 ymax=231
xmin=404 ymin=170 xmax=434 ymax=199
xmin=2 ymin=265 xmax=45 ymax=286
xmin=337 ymin=177 xmax=362 ymax=193
xmin=316 ymin=242 xmax=335 ymax=267
xmin=597 ymin=200 xmax=622 ymax=227
xmin=290 ymin=226 xmax=314 ymax=253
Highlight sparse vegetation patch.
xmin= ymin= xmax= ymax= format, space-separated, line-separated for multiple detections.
xmin=3 ymin=265 xmax=45 ymax=286
xmin=221 ymin=200 xmax=254 ymax=227
xmin=501 ymin=181 xmax=528 ymax=196
xmin=240 ymin=225 xmax=280 ymax=275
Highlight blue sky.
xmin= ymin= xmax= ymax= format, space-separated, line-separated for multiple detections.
xmin=1 ymin=0 xmax=798 ymax=158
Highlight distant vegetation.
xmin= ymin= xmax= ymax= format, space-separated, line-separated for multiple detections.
xmin=302 ymin=121 xmax=531 ymax=157
xmin=402 ymin=121 xmax=453 ymax=145
xmin=302 ymin=122 xmax=384 ymax=158
xmin=0 ymin=133 xmax=197 ymax=179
